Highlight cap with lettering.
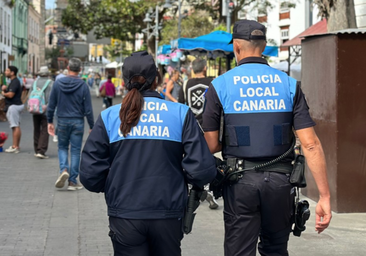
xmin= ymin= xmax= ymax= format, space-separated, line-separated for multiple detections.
xmin=123 ymin=51 xmax=157 ymax=91
xmin=229 ymin=19 xmax=266 ymax=44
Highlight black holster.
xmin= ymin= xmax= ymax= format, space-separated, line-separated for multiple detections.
xmin=183 ymin=187 xmax=206 ymax=234
xmin=290 ymin=155 xmax=306 ymax=187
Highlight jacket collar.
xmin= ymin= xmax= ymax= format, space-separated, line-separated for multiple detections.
xmin=238 ymin=56 xmax=269 ymax=66
xmin=141 ymin=90 xmax=163 ymax=99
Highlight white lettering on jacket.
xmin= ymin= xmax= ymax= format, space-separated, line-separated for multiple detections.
xmin=119 ymin=101 xmax=171 ymax=138
xmin=233 ymin=99 xmax=286 ymax=111
xmin=233 ymin=74 xmax=282 ymax=85
xmin=239 ymin=87 xmax=279 ymax=97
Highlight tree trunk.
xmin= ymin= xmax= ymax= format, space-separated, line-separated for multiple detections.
xmin=327 ymin=0 xmax=357 ymax=31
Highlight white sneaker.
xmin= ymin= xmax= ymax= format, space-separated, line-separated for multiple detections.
xmin=53 ymin=135 xmax=58 ymax=142
xmin=5 ymin=146 xmax=20 ymax=153
xmin=36 ymin=153 xmax=49 ymax=159
xmin=67 ymin=182 xmax=83 ymax=191
xmin=206 ymin=192 xmax=219 ymax=209
xmin=55 ymin=171 xmax=70 ymax=188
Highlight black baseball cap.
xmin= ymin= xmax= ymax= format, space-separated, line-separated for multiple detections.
xmin=229 ymin=19 xmax=266 ymax=44
xmin=123 ymin=51 xmax=157 ymax=91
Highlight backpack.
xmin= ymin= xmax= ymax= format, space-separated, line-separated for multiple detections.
xmin=27 ymin=80 xmax=51 ymax=114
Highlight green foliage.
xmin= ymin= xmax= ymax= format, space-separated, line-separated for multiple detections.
xmin=62 ymin=0 xmax=161 ymax=41
xmin=214 ymin=23 xmax=229 ymax=32
xmin=267 ymin=38 xmax=277 ymax=46
xmin=160 ymin=12 xmax=215 ymax=45
xmin=61 ymin=0 xmax=277 ymax=53
xmin=7 ymin=0 xmax=15 ymax=8
xmin=280 ymin=0 xmax=297 ymax=9
xmin=190 ymin=0 xmax=274 ymax=23
xmin=103 ymin=44 xmax=133 ymax=61
xmin=313 ymin=0 xmax=335 ymax=19
xmin=45 ymin=46 xmax=74 ymax=60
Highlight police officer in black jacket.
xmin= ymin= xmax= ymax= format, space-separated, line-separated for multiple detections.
xmin=80 ymin=51 xmax=216 ymax=256
xmin=203 ymin=20 xmax=332 ymax=256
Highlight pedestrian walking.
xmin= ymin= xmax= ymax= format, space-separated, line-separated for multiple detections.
xmin=93 ymin=73 xmax=101 ymax=97
xmin=55 ymin=69 xmax=68 ymax=81
xmin=202 ymin=20 xmax=332 ymax=256
xmin=165 ymin=69 xmax=180 ymax=102
xmin=24 ymin=74 xmax=35 ymax=91
xmin=31 ymin=67 xmax=53 ymax=159
xmin=47 ymin=58 xmax=94 ymax=191
xmin=99 ymin=76 xmax=108 ymax=107
xmin=1 ymin=66 xmax=24 ymax=153
xmin=178 ymin=58 xmax=219 ymax=209
xmin=99 ymin=74 xmax=116 ymax=108
xmin=80 ymin=51 xmax=216 ymax=256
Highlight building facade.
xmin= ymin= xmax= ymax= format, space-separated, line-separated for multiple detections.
xmin=0 ymin=0 xmax=13 ymax=73
xmin=241 ymin=0 xmax=320 ymax=60
xmin=31 ymin=0 xmax=46 ymax=67
xmin=355 ymin=0 xmax=366 ymax=28
xmin=12 ymin=0 xmax=29 ymax=74
xmin=28 ymin=4 xmax=41 ymax=74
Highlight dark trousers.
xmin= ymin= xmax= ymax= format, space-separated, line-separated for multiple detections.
xmin=223 ymin=171 xmax=295 ymax=256
xmin=33 ymin=114 xmax=49 ymax=155
xmin=108 ymin=217 xmax=183 ymax=256
xmin=105 ymin=97 xmax=113 ymax=108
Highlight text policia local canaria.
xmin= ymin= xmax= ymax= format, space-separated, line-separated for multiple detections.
xmin=119 ymin=102 xmax=171 ymax=138
xmin=233 ymin=74 xmax=287 ymax=112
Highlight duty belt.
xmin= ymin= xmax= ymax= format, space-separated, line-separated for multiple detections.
xmin=227 ymin=158 xmax=293 ymax=174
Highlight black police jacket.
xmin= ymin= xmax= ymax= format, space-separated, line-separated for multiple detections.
xmin=80 ymin=90 xmax=216 ymax=220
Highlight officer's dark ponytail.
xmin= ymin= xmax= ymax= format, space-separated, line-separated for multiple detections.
xmin=119 ymin=77 xmax=145 ymax=137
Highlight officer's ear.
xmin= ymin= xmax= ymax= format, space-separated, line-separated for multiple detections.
xmin=261 ymin=41 xmax=267 ymax=54
xmin=233 ymin=40 xmax=240 ymax=55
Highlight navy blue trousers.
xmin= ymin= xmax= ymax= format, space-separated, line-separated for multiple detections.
xmin=223 ymin=171 xmax=295 ymax=256
xmin=108 ymin=217 xmax=183 ymax=256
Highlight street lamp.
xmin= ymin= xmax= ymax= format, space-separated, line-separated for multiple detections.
xmin=143 ymin=5 xmax=164 ymax=66
xmin=163 ymin=0 xmax=183 ymax=69
xmin=226 ymin=0 xmax=234 ymax=33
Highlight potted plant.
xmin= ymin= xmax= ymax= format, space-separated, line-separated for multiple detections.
xmin=7 ymin=0 xmax=16 ymax=8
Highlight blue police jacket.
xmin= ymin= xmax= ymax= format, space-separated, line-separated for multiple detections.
xmin=212 ymin=63 xmax=297 ymax=158
xmin=80 ymin=90 xmax=216 ymax=220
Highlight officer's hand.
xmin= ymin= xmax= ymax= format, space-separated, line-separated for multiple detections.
xmin=2 ymin=85 xmax=6 ymax=91
xmin=315 ymin=197 xmax=332 ymax=234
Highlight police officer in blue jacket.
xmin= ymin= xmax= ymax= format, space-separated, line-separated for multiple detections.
xmin=80 ymin=51 xmax=216 ymax=256
xmin=203 ymin=20 xmax=332 ymax=256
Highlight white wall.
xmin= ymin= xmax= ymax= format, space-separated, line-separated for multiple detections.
xmin=355 ymin=0 xmax=366 ymax=28
xmin=241 ymin=0 xmax=320 ymax=61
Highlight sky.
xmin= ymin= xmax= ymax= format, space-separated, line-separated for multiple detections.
xmin=46 ymin=0 xmax=56 ymax=9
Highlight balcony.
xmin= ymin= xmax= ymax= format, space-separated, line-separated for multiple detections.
xmin=12 ymin=36 xmax=28 ymax=55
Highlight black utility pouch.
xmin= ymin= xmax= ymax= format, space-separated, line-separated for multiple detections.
xmin=290 ymin=155 xmax=307 ymax=188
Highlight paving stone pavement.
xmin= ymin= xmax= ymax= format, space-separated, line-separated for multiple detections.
xmin=0 ymin=92 xmax=365 ymax=256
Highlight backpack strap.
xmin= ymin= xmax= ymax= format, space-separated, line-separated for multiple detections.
xmin=40 ymin=79 xmax=51 ymax=93
xmin=32 ymin=81 xmax=38 ymax=91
